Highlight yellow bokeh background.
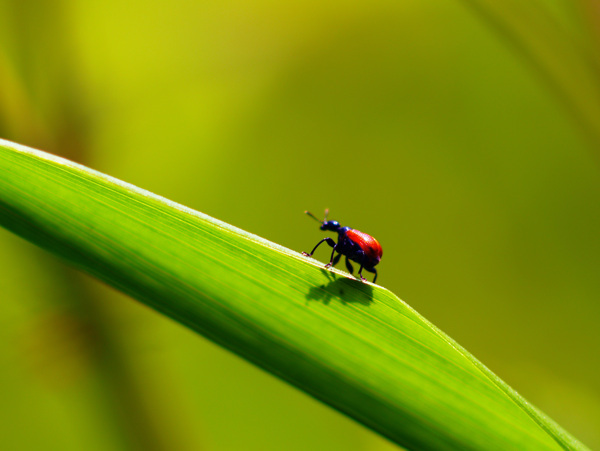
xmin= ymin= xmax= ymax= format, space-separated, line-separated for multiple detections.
xmin=1 ymin=1 xmax=599 ymax=449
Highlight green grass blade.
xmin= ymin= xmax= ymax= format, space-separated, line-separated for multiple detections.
xmin=0 ymin=139 xmax=588 ymax=450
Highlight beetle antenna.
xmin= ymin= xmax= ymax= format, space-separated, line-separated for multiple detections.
xmin=324 ymin=208 xmax=329 ymax=221
xmin=304 ymin=211 xmax=322 ymax=223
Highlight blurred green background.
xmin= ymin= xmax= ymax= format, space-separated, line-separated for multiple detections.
xmin=1 ymin=0 xmax=599 ymax=450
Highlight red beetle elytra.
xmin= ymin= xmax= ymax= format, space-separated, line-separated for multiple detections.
xmin=302 ymin=209 xmax=382 ymax=283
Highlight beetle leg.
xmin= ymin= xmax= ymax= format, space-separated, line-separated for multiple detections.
xmin=345 ymin=256 xmax=354 ymax=275
xmin=360 ymin=266 xmax=378 ymax=284
xmin=302 ymin=237 xmax=336 ymax=257
xmin=356 ymin=254 xmax=373 ymax=282
xmin=324 ymin=244 xmax=338 ymax=268
xmin=357 ymin=262 xmax=367 ymax=282
xmin=331 ymin=253 xmax=342 ymax=267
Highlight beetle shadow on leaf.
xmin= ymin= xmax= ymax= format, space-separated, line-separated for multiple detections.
xmin=305 ymin=270 xmax=374 ymax=306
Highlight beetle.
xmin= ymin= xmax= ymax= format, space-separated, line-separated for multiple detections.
xmin=302 ymin=209 xmax=382 ymax=283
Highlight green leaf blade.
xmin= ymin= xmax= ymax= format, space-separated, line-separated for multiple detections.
xmin=0 ymin=140 xmax=588 ymax=450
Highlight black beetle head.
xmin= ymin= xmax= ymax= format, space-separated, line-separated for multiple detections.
xmin=320 ymin=220 xmax=340 ymax=232
xmin=305 ymin=209 xmax=341 ymax=232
